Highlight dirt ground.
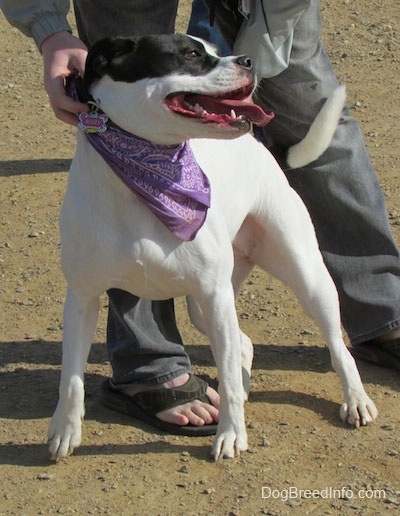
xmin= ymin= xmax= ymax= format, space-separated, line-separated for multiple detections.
xmin=1 ymin=1 xmax=399 ymax=514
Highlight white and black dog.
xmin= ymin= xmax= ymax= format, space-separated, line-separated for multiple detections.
xmin=48 ymin=34 xmax=377 ymax=461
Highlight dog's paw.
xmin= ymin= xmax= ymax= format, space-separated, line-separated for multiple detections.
xmin=339 ymin=393 xmax=378 ymax=428
xmin=211 ymin=427 xmax=248 ymax=460
xmin=47 ymin=405 xmax=84 ymax=461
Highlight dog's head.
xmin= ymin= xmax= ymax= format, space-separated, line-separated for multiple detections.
xmin=83 ymin=34 xmax=273 ymax=145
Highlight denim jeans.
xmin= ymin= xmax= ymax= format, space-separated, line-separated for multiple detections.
xmin=73 ymin=0 xmax=179 ymax=47
xmin=187 ymin=0 xmax=231 ymax=56
xmin=247 ymin=0 xmax=400 ymax=344
xmin=73 ymin=0 xmax=400 ymax=387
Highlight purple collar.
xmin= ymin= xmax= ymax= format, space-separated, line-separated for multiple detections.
xmin=68 ymin=78 xmax=210 ymax=241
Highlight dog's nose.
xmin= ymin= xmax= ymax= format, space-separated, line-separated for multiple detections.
xmin=235 ymin=55 xmax=253 ymax=71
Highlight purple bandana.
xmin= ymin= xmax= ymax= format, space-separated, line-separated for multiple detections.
xmin=86 ymin=128 xmax=211 ymax=241
xmin=68 ymin=79 xmax=210 ymax=241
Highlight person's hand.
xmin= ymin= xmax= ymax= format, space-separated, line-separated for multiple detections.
xmin=40 ymin=31 xmax=89 ymax=125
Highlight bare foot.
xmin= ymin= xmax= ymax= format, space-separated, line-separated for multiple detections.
xmin=121 ymin=373 xmax=220 ymax=427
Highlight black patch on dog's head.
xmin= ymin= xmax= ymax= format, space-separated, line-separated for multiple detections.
xmin=83 ymin=34 xmax=219 ymax=90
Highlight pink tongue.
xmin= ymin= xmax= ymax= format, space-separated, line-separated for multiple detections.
xmin=190 ymin=95 xmax=274 ymax=127
xmin=219 ymin=99 xmax=274 ymax=126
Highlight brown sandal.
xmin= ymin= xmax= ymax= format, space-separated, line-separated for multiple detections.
xmin=100 ymin=375 xmax=218 ymax=436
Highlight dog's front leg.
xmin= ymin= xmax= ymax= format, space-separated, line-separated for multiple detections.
xmin=198 ymin=287 xmax=248 ymax=460
xmin=48 ymin=289 xmax=99 ymax=461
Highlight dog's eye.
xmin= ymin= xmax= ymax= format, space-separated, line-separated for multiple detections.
xmin=186 ymin=49 xmax=202 ymax=59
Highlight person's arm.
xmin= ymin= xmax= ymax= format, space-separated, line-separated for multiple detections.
xmin=0 ymin=0 xmax=71 ymax=48
xmin=1 ymin=0 xmax=88 ymax=125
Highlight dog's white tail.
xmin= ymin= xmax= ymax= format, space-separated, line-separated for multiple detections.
xmin=286 ymin=85 xmax=346 ymax=169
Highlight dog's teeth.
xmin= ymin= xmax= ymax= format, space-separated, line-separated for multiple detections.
xmin=194 ymin=103 xmax=207 ymax=114
xmin=184 ymin=101 xmax=207 ymax=115
xmin=230 ymin=109 xmax=237 ymax=119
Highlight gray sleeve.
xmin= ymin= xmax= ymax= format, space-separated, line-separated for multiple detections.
xmin=0 ymin=0 xmax=72 ymax=48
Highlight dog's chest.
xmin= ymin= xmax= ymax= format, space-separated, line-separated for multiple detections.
xmin=61 ymin=134 xmax=275 ymax=297
xmin=62 ymin=144 xmax=221 ymax=296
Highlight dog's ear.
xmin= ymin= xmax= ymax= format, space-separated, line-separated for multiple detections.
xmin=83 ymin=37 xmax=138 ymax=89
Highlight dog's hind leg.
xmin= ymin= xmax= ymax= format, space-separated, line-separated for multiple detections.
xmin=287 ymin=264 xmax=377 ymax=427
xmin=187 ymin=252 xmax=254 ymax=398
xmin=231 ymin=253 xmax=255 ymax=397
xmin=249 ymin=195 xmax=378 ymax=427
xmin=48 ymin=288 xmax=100 ymax=460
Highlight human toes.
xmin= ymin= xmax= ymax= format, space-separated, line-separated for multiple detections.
xmin=157 ymin=398 xmax=219 ymax=427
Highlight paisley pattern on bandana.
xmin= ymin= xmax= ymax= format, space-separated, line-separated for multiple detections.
xmin=87 ymin=129 xmax=211 ymax=241
xmin=67 ymin=76 xmax=210 ymax=241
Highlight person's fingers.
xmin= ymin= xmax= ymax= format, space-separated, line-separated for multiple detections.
xmin=45 ymin=75 xmax=88 ymax=125
xmin=52 ymin=106 xmax=84 ymax=126
xmin=41 ymin=31 xmax=88 ymax=125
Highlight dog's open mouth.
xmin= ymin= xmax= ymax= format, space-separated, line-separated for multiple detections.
xmin=165 ymin=86 xmax=274 ymax=129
